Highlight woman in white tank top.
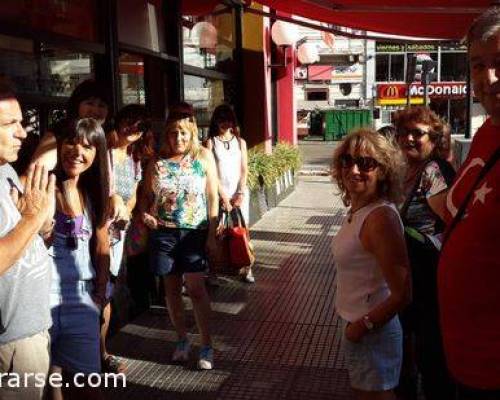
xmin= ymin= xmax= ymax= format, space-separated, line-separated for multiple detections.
xmin=205 ymin=104 xmax=253 ymax=283
xmin=331 ymin=128 xmax=410 ymax=398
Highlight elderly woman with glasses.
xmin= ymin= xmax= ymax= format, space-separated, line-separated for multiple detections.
xmin=393 ymin=106 xmax=456 ymax=400
xmin=331 ymin=129 xmax=410 ymax=400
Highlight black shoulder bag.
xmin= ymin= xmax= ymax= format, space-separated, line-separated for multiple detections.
xmin=400 ymin=158 xmax=456 ymax=328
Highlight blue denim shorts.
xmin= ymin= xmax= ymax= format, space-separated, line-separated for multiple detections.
xmin=49 ymin=281 xmax=101 ymax=374
xmin=149 ymin=228 xmax=208 ymax=276
xmin=340 ymin=316 xmax=403 ymax=391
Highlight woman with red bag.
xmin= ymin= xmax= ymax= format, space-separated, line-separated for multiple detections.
xmin=205 ymin=104 xmax=254 ymax=283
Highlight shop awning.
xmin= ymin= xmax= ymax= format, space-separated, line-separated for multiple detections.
xmin=254 ymin=1 xmax=493 ymax=40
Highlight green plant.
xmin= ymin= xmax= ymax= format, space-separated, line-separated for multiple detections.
xmin=273 ymin=142 xmax=302 ymax=174
xmin=247 ymin=143 xmax=302 ymax=190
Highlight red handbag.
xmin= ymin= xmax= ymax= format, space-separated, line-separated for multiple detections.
xmin=227 ymin=208 xmax=255 ymax=268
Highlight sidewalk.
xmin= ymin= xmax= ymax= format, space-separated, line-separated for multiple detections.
xmin=298 ymin=141 xmax=337 ymax=176
xmin=105 ymin=173 xmax=352 ymax=399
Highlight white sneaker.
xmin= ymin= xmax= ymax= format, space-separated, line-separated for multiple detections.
xmin=198 ymin=345 xmax=214 ymax=370
xmin=243 ymin=270 xmax=255 ymax=284
xmin=172 ymin=339 xmax=191 ymax=362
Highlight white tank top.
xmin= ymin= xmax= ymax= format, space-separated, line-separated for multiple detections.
xmin=332 ymin=200 xmax=403 ymax=322
xmin=212 ymin=136 xmax=242 ymax=197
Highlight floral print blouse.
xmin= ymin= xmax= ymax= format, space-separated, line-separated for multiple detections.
xmin=151 ymin=155 xmax=208 ymax=229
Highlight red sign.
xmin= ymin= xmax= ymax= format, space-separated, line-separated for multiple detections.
xmin=307 ymin=65 xmax=333 ymax=81
xmin=378 ymin=82 xmax=468 ymax=101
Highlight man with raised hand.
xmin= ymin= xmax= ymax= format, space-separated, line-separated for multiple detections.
xmin=432 ymin=7 xmax=500 ymax=400
xmin=0 ymin=82 xmax=55 ymax=399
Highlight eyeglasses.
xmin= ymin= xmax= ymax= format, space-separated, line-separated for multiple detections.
xmin=339 ymin=154 xmax=379 ymax=172
xmin=397 ymin=127 xmax=430 ymax=139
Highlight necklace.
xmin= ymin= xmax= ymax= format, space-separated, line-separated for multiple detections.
xmin=218 ymin=135 xmax=234 ymax=150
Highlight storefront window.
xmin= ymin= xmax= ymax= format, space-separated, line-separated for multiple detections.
xmin=376 ymin=54 xmax=404 ymax=82
xmin=440 ymin=52 xmax=467 ymax=81
xmin=0 ymin=35 xmax=94 ymax=97
xmin=376 ymin=54 xmax=389 ymax=82
xmin=184 ymin=75 xmax=235 ymax=138
xmin=119 ymin=53 xmax=145 ymax=105
xmin=390 ymin=54 xmax=405 ymax=82
xmin=118 ymin=0 xmax=166 ymax=53
xmin=0 ymin=0 xmax=98 ymax=42
xmin=183 ymin=5 xmax=235 ymax=73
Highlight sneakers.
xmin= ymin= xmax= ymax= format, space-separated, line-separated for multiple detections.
xmin=198 ymin=345 xmax=214 ymax=370
xmin=242 ymin=270 xmax=255 ymax=284
xmin=172 ymin=338 xmax=191 ymax=362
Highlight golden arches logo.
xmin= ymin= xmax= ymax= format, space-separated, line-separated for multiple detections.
xmin=383 ymin=85 xmax=400 ymax=98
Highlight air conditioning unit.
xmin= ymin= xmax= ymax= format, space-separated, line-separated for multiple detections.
xmin=295 ymin=67 xmax=308 ymax=80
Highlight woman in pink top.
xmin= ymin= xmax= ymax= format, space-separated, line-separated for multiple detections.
xmin=331 ymin=129 xmax=410 ymax=399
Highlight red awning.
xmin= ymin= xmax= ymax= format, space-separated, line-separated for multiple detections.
xmin=254 ymin=1 xmax=492 ymax=39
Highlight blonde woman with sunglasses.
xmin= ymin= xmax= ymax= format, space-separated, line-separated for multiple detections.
xmin=331 ymin=129 xmax=410 ymax=400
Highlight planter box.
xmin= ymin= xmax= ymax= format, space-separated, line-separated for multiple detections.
xmin=249 ymin=186 xmax=268 ymax=227
xmin=249 ymin=170 xmax=297 ymax=226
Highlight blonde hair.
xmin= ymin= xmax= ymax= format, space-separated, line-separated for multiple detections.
xmin=162 ymin=116 xmax=201 ymax=159
xmin=332 ymin=128 xmax=407 ymax=206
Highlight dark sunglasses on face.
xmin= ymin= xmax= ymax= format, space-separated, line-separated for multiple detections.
xmin=339 ymin=154 xmax=379 ymax=172
xmin=397 ymin=127 xmax=430 ymax=139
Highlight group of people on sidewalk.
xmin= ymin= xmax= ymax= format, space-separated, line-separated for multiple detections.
xmin=1 ymin=5 xmax=500 ymax=400
xmin=0 ymin=74 xmax=252 ymax=397
xmin=331 ymin=8 xmax=500 ymax=400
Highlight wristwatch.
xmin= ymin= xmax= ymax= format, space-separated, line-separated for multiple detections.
xmin=362 ymin=315 xmax=374 ymax=331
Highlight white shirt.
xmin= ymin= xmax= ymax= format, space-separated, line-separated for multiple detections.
xmin=332 ymin=200 xmax=403 ymax=322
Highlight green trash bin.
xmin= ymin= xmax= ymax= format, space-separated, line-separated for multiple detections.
xmin=323 ymin=109 xmax=373 ymax=141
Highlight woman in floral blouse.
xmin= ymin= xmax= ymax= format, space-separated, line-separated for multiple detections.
xmin=393 ymin=106 xmax=456 ymax=400
xmin=141 ymin=102 xmax=218 ymax=370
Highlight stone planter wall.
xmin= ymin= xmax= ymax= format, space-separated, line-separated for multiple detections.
xmin=248 ymin=169 xmax=297 ymax=227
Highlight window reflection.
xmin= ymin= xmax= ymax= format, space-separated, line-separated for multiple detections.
xmin=0 ymin=35 xmax=93 ymax=97
xmin=184 ymin=75 xmax=235 ymax=139
xmin=182 ymin=5 xmax=235 ymax=73
xmin=119 ymin=53 xmax=145 ymax=105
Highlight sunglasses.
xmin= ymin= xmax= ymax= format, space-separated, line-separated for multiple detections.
xmin=397 ymin=127 xmax=430 ymax=138
xmin=339 ymin=154 xmax=379 ymax=172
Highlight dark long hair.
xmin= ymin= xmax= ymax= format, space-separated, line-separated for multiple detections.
xmin=111 ymin=104 xmax=155 ymax=162
xmin=66 ymin=79 xmax=110 ymax=120
xmin=55 ymin=118 xmax=110 ymax=227
xmin=208 ymin=104 xmax=240 ymax=138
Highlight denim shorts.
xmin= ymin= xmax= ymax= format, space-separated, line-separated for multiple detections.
xmin=149 ymin=228 xmax=208 ymax=276
xmin=340 ymin=315 xmax=403 ymax=391
xmin=49 ymin=281 xmax=101 ymax=374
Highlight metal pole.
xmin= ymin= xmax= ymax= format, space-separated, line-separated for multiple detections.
xmin=465 ymin=61 xmax=472 ymax=138
xmin=424 ymin=80 xmax=429 ymax=106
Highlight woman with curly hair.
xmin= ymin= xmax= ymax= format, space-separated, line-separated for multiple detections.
xmin=393 ymin=106 xmax=456 ymax=400
xmin=331 ymin=128 xmax=410 ymax=400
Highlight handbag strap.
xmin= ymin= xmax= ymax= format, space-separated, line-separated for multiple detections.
xmin=400 ymin=158 xmax=456 ymax=225
xmin=441 ymin=146 xmax=500 ymax=248
xmin=400 ymin=167 xmax=424 ymax=224
xmin=229 ymin=207 xmax=247 ymax=229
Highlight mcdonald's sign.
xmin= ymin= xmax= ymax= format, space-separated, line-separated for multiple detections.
xmin=377 ymin=82 xmax=467 ymax=105
xmin=379 ymin=84 xmax=407 ymax=99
